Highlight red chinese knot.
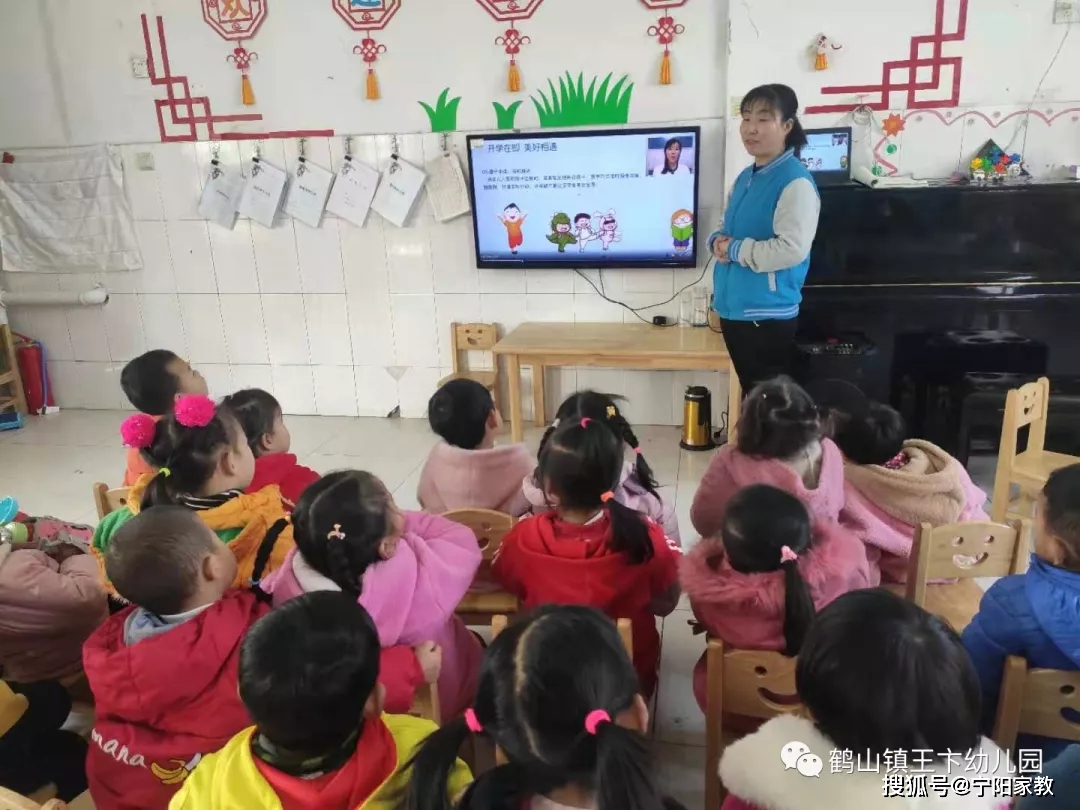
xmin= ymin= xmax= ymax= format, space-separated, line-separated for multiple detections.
xmin=202 ymin=0 xmax=268 ymax=41
xmin=475 ymin=0 xmax=544 ymax=92
xmin=648 ymin=15 xmax=683 ymax=46
xmin=495 ymin=27 xmax=530 ymax=56
xmin=353 ymin=37 xmax=386 ymax=66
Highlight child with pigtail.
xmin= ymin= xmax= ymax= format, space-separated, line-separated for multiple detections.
xmin=523 ymin=391 xmax=681 ymax=546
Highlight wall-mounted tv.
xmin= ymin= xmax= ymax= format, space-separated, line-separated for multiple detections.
xmin=465 ymin=126 xmax=701 ymax=270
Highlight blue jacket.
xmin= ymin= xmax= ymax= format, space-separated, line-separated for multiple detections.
xmin=1017 ymin=744 xmax=1080 ymax=809
xmin=708 ymin=150 xmax=819 ymax=322
xmin=961 ymin=556 xmax=1080 ymax=759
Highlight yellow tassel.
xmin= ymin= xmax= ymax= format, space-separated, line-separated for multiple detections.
xmin=366 ymin=69 xmax=380 ymax=101
xmin=508 ymin=61 xmax=522 ymax=93
xmin=659 ymin=51 xmax=672 ymax=85
xmin=241 ymin=73 xmax=255 ymax=106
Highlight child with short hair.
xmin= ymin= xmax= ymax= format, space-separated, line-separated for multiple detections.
xmin=524 ymin=391 xmax=680 ymax=544
xmin=94 ymin=394 xmax=294 ymax=592
xmin=681 ymin=484 xmax=872 ymax=712
xmin=119 ymin=350 xmax=207 ymax=486
xmin=417 ymin=378 xmax=534 ymax=516
xmin=494 ymin=418 xmax=681 ymax=698
xmin=260 ymin=470 xmax=482 ymax=721
xmin=720 ymin=590 xmax=1011 ymax=810
xmin=84 ymin=506 xmax=267 ymax=810
xmin=816 ymin=386 xmax=989 ymax=582
xmin=221 ymin=388 xmax=320 ymax=507
xmin=962 ymin=463 xmax=1080 ymax=760
xmin=171 ymin=591 xmax=472 ymax=810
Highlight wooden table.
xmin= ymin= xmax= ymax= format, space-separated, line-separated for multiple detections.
xmin=492 ymin=322 xmax=740 ymax=444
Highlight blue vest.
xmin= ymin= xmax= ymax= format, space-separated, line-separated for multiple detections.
xmin=711 ymin=150 xmax=816 ymax=321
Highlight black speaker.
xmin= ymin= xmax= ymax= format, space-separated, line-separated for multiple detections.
xmin=792 ymin=333 xmax=888 ymax=402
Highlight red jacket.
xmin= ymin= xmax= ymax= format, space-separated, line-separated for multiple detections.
xmin=246 ymin=454 xmax=320 ymax=507
xmin=492 ymin=512 xmax=680 ymax=698
xmin=83 ymin=590 xmax=268 ymax=810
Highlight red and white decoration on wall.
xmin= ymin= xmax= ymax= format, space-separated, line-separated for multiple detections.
xmin=202 ymin=0 xmax=267 ymax=106
xmin=641 ymin=0 xmax=686 ymax=86
xmin=474 ymin=0 xmax=546 ymax=93
xmin=332 ymin=0 xmax=401 ymax=101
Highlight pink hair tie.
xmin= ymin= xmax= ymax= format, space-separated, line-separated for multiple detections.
xmin=464 ymin=708 xmax=483 ymax=734
xmin=633 ymin=447 xmax=642 ymax=455
xmin=174 ymin=394 xmax=216 ymax=428
xmin=584 ymin=709 xmax=611 ymax=735
xmin=580 ymin=417 xmax=592 ymax=428
xmin=780 ymin=546 xmax=799 ymax=563
xmin=120 ymin=413 xmax=157 ymax=449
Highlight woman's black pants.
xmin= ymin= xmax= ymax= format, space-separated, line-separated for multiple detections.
xmin=718 ymin=317 xmax=799 ymax=395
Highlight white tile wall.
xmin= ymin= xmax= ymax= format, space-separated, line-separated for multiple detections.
xmin=2 ymin=127 xmax=729 ymax=425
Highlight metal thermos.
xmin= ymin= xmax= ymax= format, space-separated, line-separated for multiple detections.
xmin=680 ymin=386 xmax=716 ymax=450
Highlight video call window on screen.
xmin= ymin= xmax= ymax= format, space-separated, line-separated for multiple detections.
xmin=646 ymin=135 xmax=696 ymax=177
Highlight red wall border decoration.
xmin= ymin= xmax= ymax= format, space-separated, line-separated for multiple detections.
xmin=202 ymin=0 xmax=267 ymax=106
xmin=805 ymin=0 xmax=969 ymax=115
xmin=475 ymin=0 xmax=546 ymax=93
xmin=141 ymin=14 xmax=333 ymax=143
xmin=332 ymin=0 xmax=402 ymax=101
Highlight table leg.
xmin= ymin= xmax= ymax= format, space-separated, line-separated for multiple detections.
xmin=533 ymin=364 xmax=546 ymax=426
xmin=726 ymin=367 xmax=741 ymax=444
xmin=507 ymin=354 xmax=523 ymax=443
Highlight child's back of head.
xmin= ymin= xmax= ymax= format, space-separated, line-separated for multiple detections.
xmin=220 ymin=388 xmax=290 ymax=457
xmin=240 ymin=590 xmax=381 ymax=758
xmin=105 ymin=505 xmax=237 ymax=615
xmin=797 ymin=588 xmax=981 ymax=756
xmin=738 ymin=376 xmax=822 ymax=460
xmin=406 ymin=604 xmax=676 ymax=810
xmin=722 ymin=485 xmax=815 ymax=655
xmin=1038 ymin=463 xmax=1080 ymax=571
xmin=538 ymin=418 xmax=654 ymax=564
xmin=428 ymin=378 xmax=497 ymax=450
xmin=120 ymin=350 xmax=206 ymax=416
xmin=827 ymin=399 xmax=906 ymax=466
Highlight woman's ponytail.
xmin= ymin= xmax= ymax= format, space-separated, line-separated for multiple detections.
xmin=781 ymin=557 xmax=815 ymax=656
xmin=593 ymin=722 xmax=667 ymax=810
xmin=606 ymin=499 xmax=654 ymax=565
xmin=403 ymin=718 xmax=472 ymax=810
xmin=786 ymin=116 xmax=808 ymax=157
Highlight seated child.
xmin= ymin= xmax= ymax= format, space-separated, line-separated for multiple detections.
xmin=94 ymin=394 xmax=295 ymax=592
xmin=405 ymin=604 xmax=680 ymax=810
xmin=417 ymin=378 xmax=534 ymax=516
xmin=1018 ymin=744 xmax=1080 ymax=809
xmin=120 ymin=350 xmax=207 ymax=486
xmin=523 ymin=391 xmax=681 ymax=544
xmin=681 ymin=484 xmax=872 ymax=712
xmin=84 ymin=506 xmax=268 ymax=810
xmin=494 ymin=417 xmax=681 ymax=698
xmin=962 ymin=463 xmax=1080 ymax=760
xmin=0 ymin=679 xmax=88 ymax=802
xmin=719 ymin=589 xmax=1011 ymax=810
xmin=260 ymin=470 xmax=483 ymax=721
xmin=0 ymin=519 xmax=108 ymax=683
xmin=171 ymin=591 xmax=472 ymax=810
xmin=821 ymin=389 xmax=989 ymax=582
xmin=221 ymin=388 xmax=320 ymax=507
xmin=690 ymin=378 xmax=866 ymax=573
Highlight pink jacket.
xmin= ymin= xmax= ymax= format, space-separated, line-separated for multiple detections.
xmin=680 ymin=520 xmax=873 ymax=712
xmin=417 ymin=441 xmax=535 ymax=517
xmin=0 ymin=546 xmax=108 ymax=682
xmin=260 ymin=511 xmax=483 ymax=721
xmin=839 ymin=440 xmax=990 ymax=582
xmin=523 ymin=460 xmax=682 ymax=546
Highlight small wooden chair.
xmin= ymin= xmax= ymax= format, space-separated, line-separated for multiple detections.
xmin=992 ymin=655 xmax=1080 ymax=751
xmin=92 ymin=483 xmax=131 ymax=520
xmin=438 ymin=323 xmax=502 ymax=417
xmin=490 ymin=614 xmax=632 ymax=657
xmin=705 ymin=639 xmax=802 ymax=810
xmin=0 ymin=786 xmax=75 ymax=810
xmin=446 ymin=509 xmax=520 ymax=624
xmin=0 ymin=325 xmax=28 ymax=416
xmin=991 ymin=377 xmax=1080 ymax=523
xmin=409 ymin=682 xmax=440 ymax=725
xmin=900 ymin=519 xmax=1030 ymax=631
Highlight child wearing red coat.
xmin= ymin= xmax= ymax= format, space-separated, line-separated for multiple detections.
xmin=223 ymin=389 xmax=320 ymax=507
xmin=492 ymin=416 xmax=680 ymax=698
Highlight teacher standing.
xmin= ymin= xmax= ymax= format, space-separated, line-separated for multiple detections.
xmin=708 ymin=84 xmax=820 ymax=394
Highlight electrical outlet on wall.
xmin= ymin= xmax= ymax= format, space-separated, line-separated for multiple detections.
xmin=1054 ymin=0 xmax=1080 ymax=24
xmin=131 ymin=56 xmax=149 ymax=78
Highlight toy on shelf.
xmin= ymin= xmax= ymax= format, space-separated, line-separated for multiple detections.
xmin=969 ymin=139 xmax=1026 ymax=182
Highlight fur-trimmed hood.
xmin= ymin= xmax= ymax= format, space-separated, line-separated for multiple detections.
xmin=720 ymin=715 xmax=1013 ymax=810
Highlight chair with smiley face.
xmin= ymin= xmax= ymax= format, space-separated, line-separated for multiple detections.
xmin=705 ymin=639 xmax=804 ymax=809
xmin=992 ymin=654 xmax=1080 ymax=752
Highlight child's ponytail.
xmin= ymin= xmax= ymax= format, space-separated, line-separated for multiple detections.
xmin=593 ymin=720 xmax=666 ymax=810
xmin=404 ymin=718 xmax=472 ymax=810
xmin=606 ymin=498 xmax=654 ymax=565
xmin=607 ymin=411 xmax=659 ymax=497
xmin=780 ymin=551 xmax=816 ymax=656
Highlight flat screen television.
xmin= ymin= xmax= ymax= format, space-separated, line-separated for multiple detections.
xmin=465 ymin=126 xmax=701 ymax=270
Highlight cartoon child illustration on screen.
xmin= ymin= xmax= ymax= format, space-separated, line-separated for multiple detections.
xmin=671 ymin=209 xmax=694 ymax=255
xmin=594 ymin=210 xmax=622 ymax=251
xmin=497 ymin=203 xmax=528 ymax=254
xmin=573 ymin=213 xmax=598 ymax=253
xmin=546 ymin=212 xmax=577 ymax=253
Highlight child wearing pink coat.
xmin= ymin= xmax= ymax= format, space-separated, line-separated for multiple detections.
xmin=681 ymin=485 xmax=872 ymax=712
xmin=260 ymin=469 xmax=482 ymax=722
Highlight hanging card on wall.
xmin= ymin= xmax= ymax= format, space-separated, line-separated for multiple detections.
xmin=425 ymin=152 xmax=471 ymax=222
xmin=283 ymin=159 xmax=334 ymax=228
xmin=325 ymin=157 xmax=380 ymax=228
xmin=197 ymin=164 xmax=244 ymax=229
xmin=236 ymin=158 xmax=287 ymax=228
xmin=371 ymin=157 xmax=427 ymax=228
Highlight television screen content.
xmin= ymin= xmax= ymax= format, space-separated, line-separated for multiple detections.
xmin=466 ymin=127 xmax=701 ymax=269
xmin=800 ymin=129 xmax=850 ymax=173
